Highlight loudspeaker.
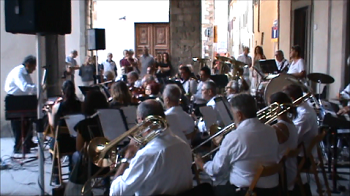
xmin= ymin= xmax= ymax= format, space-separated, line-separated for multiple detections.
xmin=5 ymin=0 xmax=71 ymax=35
xmin=88 ymin=29 xmax=106 ymax=50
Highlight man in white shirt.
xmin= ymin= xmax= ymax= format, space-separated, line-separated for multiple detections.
xmin=275 ymin=50 xmax=289 ymax=73
xmin=65 ymin=50 xmax=80 ymax=85
xmin=180 ymin=66 xmax=197 ymax=96
xmin=237 ymin=47 xmax=252 ymax=67
xmin=283 ymin=84 xmax=318 ymax=161
xmin=139 ymin=46 xmax=155 ymax=78
xmin=163 ymin=84 xmax=194 ymax=144
xmin=127 ymin=71 xmax=142 ymax=88
xmin=287 ymin=45 xmax=306 ymax=79
xmin=337 ymin=83 xmax=350 ymax=115
xmin=195 ymin=94 xmax=280 ymax=195
xmin=101 ymin=53 xmax=117 ymax=81
xmin=110 ymin=100 xmax=193 ymax=196
xmin=197 ymin=81 xmax=221 ymax=133
xmin=4 ymin=55 xmax=38 ymax=153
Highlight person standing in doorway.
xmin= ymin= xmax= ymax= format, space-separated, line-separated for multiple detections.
xmin=139 ymin=46 xmax=155 ymax=78
xmin=65 ymin=50 xmax=80 ymax=86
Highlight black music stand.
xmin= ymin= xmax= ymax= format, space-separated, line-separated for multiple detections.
xmin=259 ymin=59 xmax=279 ymax=74
xmin=79 ymin=86 xmax=100 ymax=97
xmin=5 ymin=95 xmax=38 ymax=165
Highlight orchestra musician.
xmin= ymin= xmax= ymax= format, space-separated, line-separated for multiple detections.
xmin=110 ymin=100 xmax=193 ymax=196
xmin=269 ymin=92 xmax=298 ymax=192
xmin=287 ymin=45 xmax=306 ymax=79
xmin=47 ymin=80 xmax=81 ymax=183
xmin=337 ymin=83 xmax=350 ymax=115
xmin=192 ymin=66 xmax=212 ymax=115
xmin=180 ymin=66 xmax=197 ymax=97
xmin=4 ymin=55 xmax=38 ymax=153
xmin=225 ymin=81 xmax=238 ymax=102
xmin=109 ymin=81 xmax=133 ymax=109
xmin=283 ymin=84 xmax=318 ymax=166
xmin=194 ymin=94 xmax=280 ymax=196
xmin=275 ymin=50 xmax=290 ymax=73
xmin=163 ymin=84 xmax=195 ymax=144
xmin=127 ymin=71 xmax=142 ymax=88
xmin=71 ymin=90 xmax=110 ymax=195
xmin=197 ymin=81 xmax=222 ymax=133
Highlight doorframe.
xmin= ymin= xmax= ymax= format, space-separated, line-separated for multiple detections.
xmin=345 ymin=0 xmax=350 ymax=85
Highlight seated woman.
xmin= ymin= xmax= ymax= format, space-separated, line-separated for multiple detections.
xmin=109 ymin=81 xmax=132 ymax=108
xmin=145 ymin=81 xmax=161 ymax=98
xmin=71 ymin=90 xmax=110 ymax=195
xmin=48 ymin=80 xmax=82 ymax=182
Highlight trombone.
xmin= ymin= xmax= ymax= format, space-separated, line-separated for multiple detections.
xmin=81 ymin=115 xmax=168 ymax=195
xmin=192 ymin=92 xmax=312 ymax=161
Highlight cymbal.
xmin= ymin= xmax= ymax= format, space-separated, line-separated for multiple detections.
xmin=307 ymin=73 xmax=334 ymax=84
xmin=216 ymin=56 xmax=231 ymax=62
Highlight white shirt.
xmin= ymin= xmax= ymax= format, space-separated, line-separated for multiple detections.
xmin=287 ymin=59 xmax=305 ymax=74
xmin=4 ymin=65 xmax=36 ymax=95
xmin=277 ymin=120 xmax=298 ymax=190
xmin=110 ymin=129 xmax=193 ymax=196
xmin=194 ymin=79 xmax=212 ymax=104
xmin=237 ymin=54 xmax=252 ymax=66
xmin=340 ymin=83 xmax=350 ymax=100
xmin=204 ymin=118 xmax=280 ymax=188
xmin=294 ymin=102 xmax=318 ymax=157
xmin=165 ymin=106 xmax=194 ymax=144
xmin=102 ymin=59 xmax=117 ymax=76
xmin=276 ymin=59 xmax=290 ymax=73
xmin=182 ymin=78 xmax=197 ymax=95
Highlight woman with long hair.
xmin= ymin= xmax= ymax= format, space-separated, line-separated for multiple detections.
xmin=110 ymin=81 xmax=132 ymax=108
xmin=269 ymin=91 xmax=298 ymax=192
xmin=156 ymin=52 xmax=172 ymax=78
xmin=251 ymin=46 xmax=267 ymax=92
xmin=287 ymin=45 xmax=306 ymax=79
xmin=48 ymin=80 xmax=82 ymax=184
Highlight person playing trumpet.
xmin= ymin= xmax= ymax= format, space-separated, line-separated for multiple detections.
xmin=194 ymin=94 xmax=280 ymax=196
xmin=110 ymin=100 xmax=193 ymax=196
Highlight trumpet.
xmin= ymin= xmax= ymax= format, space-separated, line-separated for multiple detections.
xmin=81 ymin=115 xmax=167 ymax=195
xmin=192 ymin=92 xmax=312 ymax=161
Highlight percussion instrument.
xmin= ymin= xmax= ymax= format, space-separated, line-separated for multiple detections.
xmin=307 ymin=73 xmax=335 ymax=84
xmin=263 ymin=73 xmax=298 ymax=105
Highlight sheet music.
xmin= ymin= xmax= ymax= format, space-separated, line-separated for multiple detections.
xmin=97 ymin=109 xmax=128 ymax=141
xmin=200 ymin=106 xmax=217 ymax=130
xmin=121 ymin=106 xmax=138 ymax=129
xmin=215 ymin=101 xmax=233 ymax=126
xmin=64 ymin=114 xmax=85 ymax=137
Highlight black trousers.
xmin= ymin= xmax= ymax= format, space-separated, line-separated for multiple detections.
xmin=11 ymin=119 xmax=33 ymax=151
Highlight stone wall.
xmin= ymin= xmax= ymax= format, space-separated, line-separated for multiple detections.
xmin=170 ymin=0 xmax=202 ymax=73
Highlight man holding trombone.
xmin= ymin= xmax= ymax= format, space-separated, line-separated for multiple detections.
xmin=194 ymin=94 xmax=280 ymax=195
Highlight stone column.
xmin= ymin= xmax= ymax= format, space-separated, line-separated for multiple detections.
xmin=170 ymin=0 xmax=202 ymax=74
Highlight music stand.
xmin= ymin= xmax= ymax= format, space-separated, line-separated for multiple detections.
xmin=78 ymin=86 xmax=100 ymax=97
xmin=259 ymin=59 xmax=279 ymax=74
xmin=5 ymin=95 xmax=38 ymax=165
xmin=214 ymin=96 xmax=234 ymax=126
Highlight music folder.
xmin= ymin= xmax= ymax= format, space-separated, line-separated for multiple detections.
xmin=64 ymin=114 xmax=85 ymax=137
xmin=97 ymin=109 xmax=129 ymax=142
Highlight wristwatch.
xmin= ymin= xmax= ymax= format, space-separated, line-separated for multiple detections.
xmin=120 ymin=158 xmax=131 ymax=164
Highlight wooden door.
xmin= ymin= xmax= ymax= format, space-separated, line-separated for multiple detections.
xmin=135 ymin=23 xmax=170 ymax=58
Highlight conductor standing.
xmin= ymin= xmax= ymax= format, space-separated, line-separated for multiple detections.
xmin=4 ymin=55 xmax=37 ymax=153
